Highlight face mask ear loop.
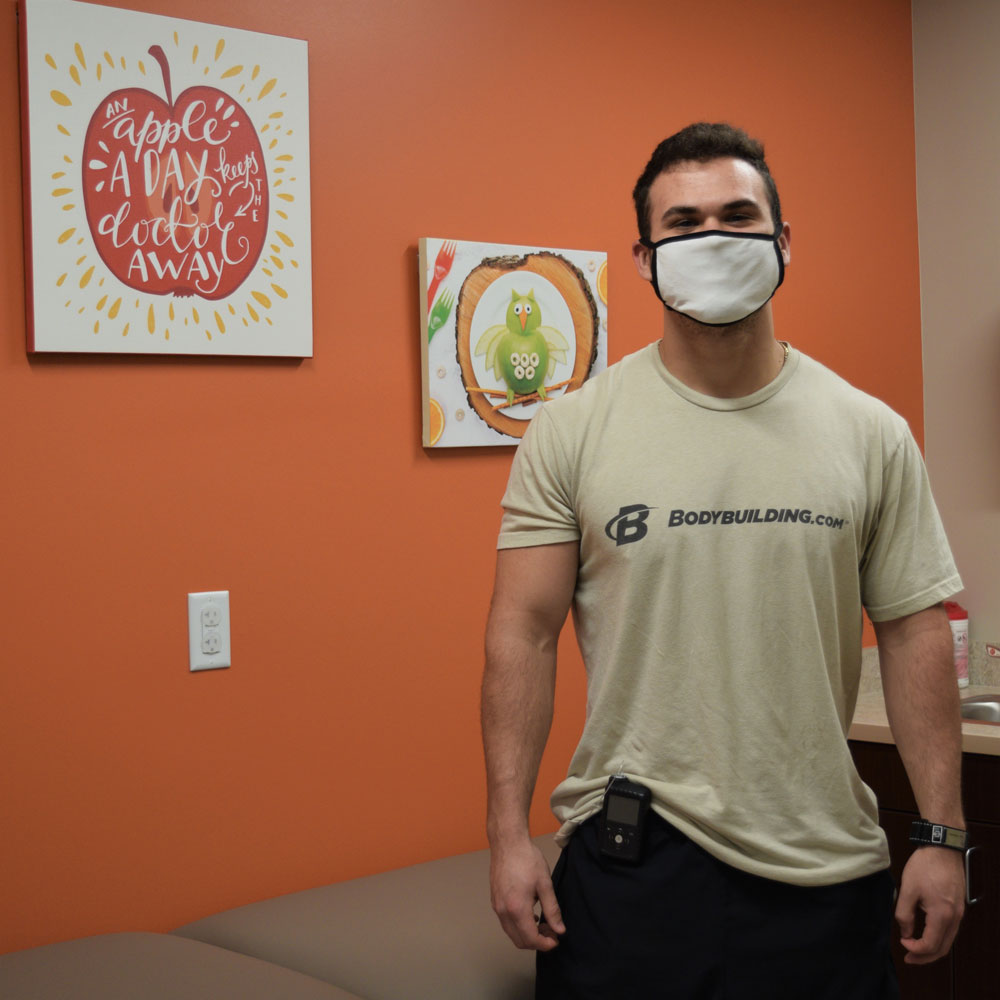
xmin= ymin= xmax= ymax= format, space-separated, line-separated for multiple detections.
xmin=640 ymin=238 xmax=662 ymax=301
xmin=771 ymin=224 xmax=786 ymax=294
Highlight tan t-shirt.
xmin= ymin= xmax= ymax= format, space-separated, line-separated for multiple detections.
xmin=499 ymin=344 xmax=961 ymax=886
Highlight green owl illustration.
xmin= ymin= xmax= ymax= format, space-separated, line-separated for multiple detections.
xmin=475 ymin=289 xmax=569 ymax=405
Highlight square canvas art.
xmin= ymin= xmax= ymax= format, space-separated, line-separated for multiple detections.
xmin=19 ymin=0 xmax=312 ymax=355
xmin=420 ymin=238 xmax=607 ymax=447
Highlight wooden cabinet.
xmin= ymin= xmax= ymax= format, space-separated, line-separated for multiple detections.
xmin=849 ymin=741 xmax=998 ymax=1000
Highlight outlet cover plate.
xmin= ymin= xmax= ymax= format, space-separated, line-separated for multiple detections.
xmin=188 ymin=591 xmax=231 ymax=671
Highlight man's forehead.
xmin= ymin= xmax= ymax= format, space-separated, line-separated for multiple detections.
xmin=650 ymin=157 xmax=768 ymax=208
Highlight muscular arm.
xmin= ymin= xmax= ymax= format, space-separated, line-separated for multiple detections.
xmin=482 ymin=541 xmax=578 ymax=950
xmin=874 ymin=603 xmax=965 ymax=964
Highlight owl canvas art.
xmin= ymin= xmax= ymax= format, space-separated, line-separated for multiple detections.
xmin=419 ymin=238 xmax=607 ymax=448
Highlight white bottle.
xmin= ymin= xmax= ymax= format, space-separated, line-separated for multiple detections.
xmin=945 ymin=601 xmax=969 ymax=688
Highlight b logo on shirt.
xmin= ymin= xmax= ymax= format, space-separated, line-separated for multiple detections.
xmin=605 ymin=504 xmax=654 ymax=546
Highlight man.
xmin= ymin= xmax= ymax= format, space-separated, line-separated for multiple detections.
xmin=481 ymin=123 xmax=966 ymax=998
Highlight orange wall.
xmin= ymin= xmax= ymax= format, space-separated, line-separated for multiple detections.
xmin=1 ymin=0 xmax=921 ymax=952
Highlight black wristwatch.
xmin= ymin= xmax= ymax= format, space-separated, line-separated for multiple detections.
xmin=909 ymin=820 xmax=981 ymax=906
xmin=909 ymin=819 xmax=968 ymax=852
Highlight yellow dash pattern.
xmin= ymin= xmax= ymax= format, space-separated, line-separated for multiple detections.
xmin=204 ymin=329 xmax=213 ymax=341
xmin=252 ymin=65 xmax=260 ymax=80
xmin=214 ymin=311 xmax=226 ymax=333
xmin=50 ymin=90 xmax=71 ymax=107
xmin=277 ymin=210 xmax=288 ymax=220
xmin=122 ymin=323 xmax=130 ymax=337
xmin=228 ymin=303 xmax=236 ymax=315
xmin=221 ymin=65 xmax=243 ymax=79
xmin=52 ymin=187 xmax=72 ymax=197
xmin=147 ymin=303 xmax=156 ymax=333
xmin=108 ymin=298 xmax=121 ymax=319
xmin=192 ymin=307 xmax=200 ymax=323
xmin=269 ymin=111 xmax=284 ymax=119
xmin=277 ymin=193 xmax=294 ymax=202
xmin=96 ymin=295 xmax=107 ymax=310
xmin=251 ymin=291 xmax=272 ymax=309
xmin=74 ymin=43 xmax=86 ymax=69
xmin=45 ymin=53 xmax=57 ymax=69
xmin=56 ymin=273 xmax=67 ymax=286
xmin=93 ymin=321 xmax=99 ymax=333
xmin=69 ymin=65 xmax=81 ymax=85
xmin=271 ymin=283 xmax=288 ymax=299
xmin=58 ymin=227 xmax=75 ymax=243
xmin=276 ymin=154 xmax=293 ymax=162
xmin=79 ymin=266 xmax=94 ymax=288
xmin=96 ymin=65 xmax=102 ymax=81
xmin=276 ymin=231 xmax=294 ymax=247
xmin=192 ymin=45 xmax=199 ymax=64
xmin=247 ymin=303 xmax=259 ymax=322
xmin=52 ymin=170 xmax=66 ymax=179
xmin=138 ymin=60 xmax=146 ymax=75
xmin=215 ymin=39 xmax=225 ymax=60
xmin=57 ymin=124 xmax=70 ymax=136
xmin=104 ymin=51 xmax=113 ymax=67
xmin=269 ymin=255 xmax=284 ymax=270
xmin=258 ymin=79 xmax=277 ymax=99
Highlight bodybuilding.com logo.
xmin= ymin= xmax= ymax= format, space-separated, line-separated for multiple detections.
xmin=605 ymin=503 xmax=849 ymax=547
xmin=605 ymin=504 xmax=655 ymax=546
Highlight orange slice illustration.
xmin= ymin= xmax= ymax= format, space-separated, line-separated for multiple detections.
xmin=428 ymin=397 xmax=445 ymax=446
xmin=596 ymin=260 xmax=608 ymax=305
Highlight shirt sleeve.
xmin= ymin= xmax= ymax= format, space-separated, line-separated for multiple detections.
xmin=860 ymin=426 xmax=962 ymax=621
xmin=498 ymin=404 xmax=580 ymax=550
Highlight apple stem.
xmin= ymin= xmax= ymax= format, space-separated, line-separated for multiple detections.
xmin=148 ymin=45 xmax=173 ymax=107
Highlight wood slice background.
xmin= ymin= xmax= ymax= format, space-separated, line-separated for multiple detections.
xmin=455 ymin=251 xmax=599 ymax=439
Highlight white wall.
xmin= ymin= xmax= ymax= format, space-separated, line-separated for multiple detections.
xmin=913 ymin=0 xmax=1000 ymax=642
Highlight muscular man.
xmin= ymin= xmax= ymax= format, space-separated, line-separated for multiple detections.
xmin=482 ymin=123 xmax=965 ymax=999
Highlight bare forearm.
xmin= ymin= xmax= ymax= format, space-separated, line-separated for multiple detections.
xmin=482 ymin=618 xmax=558 ymax=844
xmin=876 ymin=605 xmax=964 ymax=827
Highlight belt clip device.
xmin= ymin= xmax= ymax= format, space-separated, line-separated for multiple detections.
xmin=598 ymin=770 xmax=651 ymax=863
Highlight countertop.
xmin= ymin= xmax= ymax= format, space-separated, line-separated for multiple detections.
xmin=849 ymin=645 xmax=1000 ymax=756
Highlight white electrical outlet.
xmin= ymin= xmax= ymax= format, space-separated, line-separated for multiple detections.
xmin=188 ymin=591 xmax=231 ymax=671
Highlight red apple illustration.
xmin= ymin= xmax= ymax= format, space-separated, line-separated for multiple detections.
xmin=82 ymin=45 xmax=268 ymax=300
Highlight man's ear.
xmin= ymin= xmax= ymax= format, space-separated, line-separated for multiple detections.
xmin=632 ymin=239 xmax=653 ymax=282
xmin=777 ymin=221 xmax=791 ymax=266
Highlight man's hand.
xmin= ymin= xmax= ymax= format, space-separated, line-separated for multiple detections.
xmin=896 ymin=846 xmax=965 ymax=964
xmin=489 ymin=837 xmax=565 ymax=951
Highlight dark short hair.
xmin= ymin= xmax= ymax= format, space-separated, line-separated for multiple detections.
xmin=632 ymin=122 xmax=782 ymax=242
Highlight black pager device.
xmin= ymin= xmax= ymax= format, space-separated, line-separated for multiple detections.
xmin=598 ymin=774 xmax=651 ymax=863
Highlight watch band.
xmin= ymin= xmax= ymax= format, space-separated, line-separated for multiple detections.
xmin=909 ymin=819 xmax=968 ymax=852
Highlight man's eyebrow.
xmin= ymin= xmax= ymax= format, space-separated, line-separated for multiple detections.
xmin=660 ymin=198 xmax=762 ymax=221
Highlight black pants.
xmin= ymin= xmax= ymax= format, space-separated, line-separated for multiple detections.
xmin=536 ymin=814 xmax=898 ymax=1000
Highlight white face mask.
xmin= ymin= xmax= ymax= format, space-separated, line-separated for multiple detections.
xmin=642 ymin=229 xmax=785 ymax=326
